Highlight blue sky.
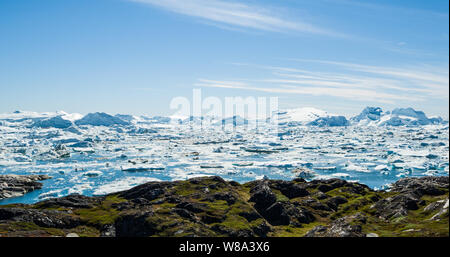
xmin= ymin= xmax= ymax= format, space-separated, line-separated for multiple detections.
xmin=0 ymin=0 xmax=448 ymax=118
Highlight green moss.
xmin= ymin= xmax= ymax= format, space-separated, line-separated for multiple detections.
xmin=74 ymin=195 xmax=126 ymax=226
xmin=171 ymin=181 xmax=199 ymax=196
xmin=362 ymin=216 xmax=449 ymax=237
xmin=0 ymin=177 xmax=448 ymax=237
xmin=0 ymin=204 xmax=21 ymax=208
xmin=360 ymin=194 xmax=449 ymax=237
xmin=216 ymin=201 xmax=264 ymax=231
xmin=204 ymin=200 xmax=229 ymax=210
xmin=171 ymin=177 xmax=231 ymax=197
xmin=144 ymin=210 xmax=219 ymax=237
xmin=269 ymin=222 xmax=325 ymax=237
xmin=69 ymin=225 xmax=100 ymax=237
xmin=2 ymin=221 xmax=66 ymax=236
xmin=325 ymin=188 xmax=357 ymax=199
xmin=330 ymin=193 xmax=378 ymax=219
xmin=155 ymin=202 xmax=177 ymax=213
xmin=272 ymin=189 xmax=289 ymax=202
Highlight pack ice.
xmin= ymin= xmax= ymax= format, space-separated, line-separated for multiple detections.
xmin=0 ymin=107 xmax=448 ymax=204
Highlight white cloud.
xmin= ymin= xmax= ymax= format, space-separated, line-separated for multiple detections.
xmin=195 ymin=78 xmax=422 ymax=104
xmin=128 ymin=0 xmax=341 ymax=36
xmin=249 ymin=60 xmax=449 ymax=98
xmin=195 ymin=60 xmax=449 ymax=104
xmin=303 ymin=60 xmax=449 ymax=85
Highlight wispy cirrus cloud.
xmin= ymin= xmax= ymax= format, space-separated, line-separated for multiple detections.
xmin=290 ymin=59 xmax=449 ymax=85
xmin=195 ymin=78 xmax=422 ymax=104
xmin=327 ymin=0 xmax=449 ymax=18
xmin=128 ymin=0 xmax=343 ymax=36
xmin=195 ymin=60 xmax=449 ymax=105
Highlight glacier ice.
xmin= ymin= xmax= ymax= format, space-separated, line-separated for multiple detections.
xmin=0 ymin=107 xmax=448 ymax=204
xmin=75 ymin=112 xmax=131 ymax=126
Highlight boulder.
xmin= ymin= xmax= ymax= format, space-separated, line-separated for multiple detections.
xmin=249 ymin=181 xmax=277 ymax=211
xmin=326 ymin=196 xmax=348 ymax=211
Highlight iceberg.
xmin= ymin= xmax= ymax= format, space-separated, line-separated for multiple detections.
xmin=352 ymin=107 xmax=383 ymax=122
xmin=273 ymin=107 xmax=349 ymax=127
xmin=308 ymin=116 xmax=349 ymax=127
xmin=75 ymin=112 xmax=130 ymax=126
xmin=32 ymin=116 xmax=74 ymax=129
xmin=349 ymin=106 xmax=447 ymax=127
xmin=275 ymin=107 xmax=329 ymax=126
xmin=0 ymin=106 xmax=448 ymax=205
xmin=351 ymin=107 xmax=384 ymax=125
xmin=377 ymin=107 xmax=445 ymax=126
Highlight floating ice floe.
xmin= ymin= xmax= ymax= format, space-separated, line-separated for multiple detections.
xmin=243 ymin=147 xmax=279 ymax=154
xmin=292 ymin=167 xmax=316 ymax=179
xmin=232 ymin=162 xmax=254 ymax=167
xmin=264 ymin=162 xmax=294 ymax=169
xmin=83 ymin=170 xmax=103 ymax=177
xmin=331 ymin=173 xmax=351 ymax=178
xmin=72 ymin=147 xmax=95 ymax=154
xmin=121 ymin=164 xmax=165 ymax=172
xmin=343 ymin=162 xmax=370 ymax=172
xmin=38 ymin=189 xmax=62 ymax=200
xmin=0 ymin=107 xmax=448 ymax=204
xmin=314 ymin=166 xmax=337 ymax=171
xmin=68 ymin=183 xmax=93 ymax=195
xmin=200 ymin=163 xmax=225 ymax=169
xmin=374 ymin=165 xmax=390 ymax=171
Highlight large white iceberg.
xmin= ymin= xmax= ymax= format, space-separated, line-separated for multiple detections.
xmin=351 ymin=107 xmax=446 ymax=127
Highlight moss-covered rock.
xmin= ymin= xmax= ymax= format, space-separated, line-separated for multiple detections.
xmin=0 ymin=176 xmax=447 ymax=237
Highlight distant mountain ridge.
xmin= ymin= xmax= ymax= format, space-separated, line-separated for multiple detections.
xmin=0 ymin=107 xmax=447 ymax=128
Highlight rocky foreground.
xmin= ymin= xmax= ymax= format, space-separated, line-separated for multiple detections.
xmin=0 ymin=175 xmax=51 ymax=200
xmin=0 ymin=176 xmax=448 ymax=237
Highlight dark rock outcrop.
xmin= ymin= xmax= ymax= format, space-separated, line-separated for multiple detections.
xmin=0 ymin=176 xmax=448 ymax=237
xmin=36 ymin=194 xmax=101 ymax=209
xmin=249 ymin=181 xmax=277 ymax=212
xmin=114 ymin=208 xmax=155 ymax=237
xmin=373 ymin=176 xmax=449 ymax=219
xmin=0 ymin=175 xmax=51 ymax=200
xmin=0 ymin=207 xmax=81 ymax=229
xmin=390 ymin=176 xmax=448 ymax=197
